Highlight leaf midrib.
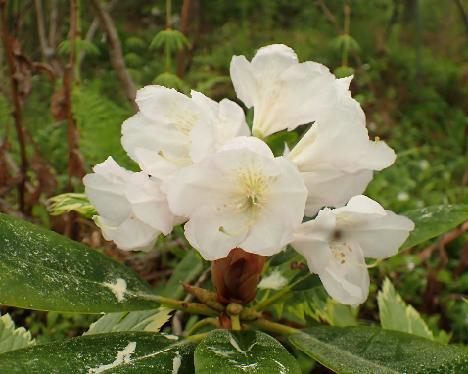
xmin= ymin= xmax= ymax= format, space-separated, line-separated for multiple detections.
xmin=95 ymin=342 xmax=190 ymax=373
xmin=290 ymin=331 xmax=402 ymax=374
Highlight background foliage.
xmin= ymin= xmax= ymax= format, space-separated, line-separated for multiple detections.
xmin=0 ymin=0 xmax=467 ymax=372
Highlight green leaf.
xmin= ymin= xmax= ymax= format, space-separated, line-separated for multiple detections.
xmin=72 ymin=85 xmax=134 ymax=169
xmin=194 ymin=329 xmax=301 ymax=373
xmin=289 ymin=326 xmax=468 ymax=374
xmin=264 ymin=131 xmax=299 ymax=156
xmin=47 ymin=193 xmax=97 ymax=219
xmin=401 ymin=204 xmax=468 ymax=250
xmin=378 ymin=278 xmax=436 ymax=341
xmin=334 ymin=66 xmax=354 ymax=78
xmin=161 ymin=250 xmax=205 ymax=300
xmin=330 ymin=34 xmax=360 ymax=53
xmin=0 ymin=213 xmax=158 ymax=313
xmin=85 ymin=308 xmax=173 ymax=335
xmin=153 ymin=72 xmax=189 ymax=93
xmin=195 ymin=76 xmax=231 ymax=94
xmin=269 ymin=247 xmax=297 ymax=267
xmin=57 ymin=39 xmax=99 ymax=56
xmin=0 ymin=314 xmax=34 ymax=354
xmin=150 ymin=29 xmax=190 ymax=52
xmin=0 ymin=332 xmax=195 ymax=373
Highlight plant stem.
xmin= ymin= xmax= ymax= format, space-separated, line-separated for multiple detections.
xmin=65 ymin=0 xmax=86 ymax=194
xmin=166 ymin=0 xmax=172 ymax=28
xmin=248 ymin=319 xmax=300 ymax=335
xmin=230 ymin=314 xmax=241 ymax=331
xmin=183 ymin=283 xmax=224 ymax=312
xmin=251 ymin=274 xmax=311 ymax=312
xmin=0 ymin=0 xmax=28 ymax=213
xmin=342 ymin=3 xmax=351 ymax=67
xmin=186 ymin=317 xmax=219 ymax=336
xmin=90 ymin=0 xmax=137 ymax=110
xmin=185 ymin=332 xmax=208 ymax=342
xmin=138 ymin=293 xmax=219 ymax=317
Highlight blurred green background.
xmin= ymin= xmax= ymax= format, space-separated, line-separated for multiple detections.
xmin=0 ymin=0 xmax=467 ymax=350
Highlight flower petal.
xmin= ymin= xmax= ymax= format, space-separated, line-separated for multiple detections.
xmin=97 ymin=216 xmax=159 ymax=252
xmin=318 ymin=243 xmax=370 ymax=305
xmin=167 ymin=137 xmax=307 ymax=260
xmin=134 ymin=148 xmax=186 ymax=180
xmin=301 ymin=169 xmax=373 ymax=216
xmin=337 ymin=196 xmax=415 ymax=259
xmin=84 ymin=157 xmax=176 ymax=251
xmin=231 ymin=43 xmax=352 ymax=137
xmin=230 ymin=55 xmax=257 ymax=108
xmin=125 ymin=173 xmax=175 ymax=234
xmin=135 ymin=85 xmax=198 ymax=122
xmin=292 ymin=207 xmax=370 ymax=304
xmin=124 ymin=87 xmax=249 ymax=179
xmin=184 ymin=205 xmax=250 ymax=260
xmin=164 ymin=156 xmax=233 ymax=217
xmin=219 ymin=136 xmax=274 ymax=159
xmin=83 ymin=157 xmax=131 ymax=222
xmin=251 ymin=44 xmax=298 ymax=75
xmin=292 ymin=210 xmax=336 ymax=273
xmin=289 ymin=94 xmax=395 ymax=173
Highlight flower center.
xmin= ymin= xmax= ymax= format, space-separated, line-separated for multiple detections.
xmin=330 ymin=240 xmax=352 ymax=264
xmin=237 ymin=167 xmax=271 ymax=211
xmin=173 ymin=110 xmax=198 ymax=135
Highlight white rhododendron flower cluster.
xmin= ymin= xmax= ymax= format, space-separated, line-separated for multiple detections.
xmin=84 ymin=44 xmax=414 ymax=305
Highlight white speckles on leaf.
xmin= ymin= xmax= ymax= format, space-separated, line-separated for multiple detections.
xmin=163 ymin=334 xmax=179 ymax=341
xmin=103 ymin=278 xmax=127 ymax=302
xmin=88 ymin=341 xmax=136 ymax=373
xmin=172 ymin=351 xmax=182 ymax=374
xmin=228 ymin=334 xmax=257 ymax=356
xmin=229 ymin=335 xmax=245 ymax=354
xmin=0 ymin=213 xmax=157 ymax=313
xmin=258 ymin=269 xmax=288 ymax=290
xmin=195 ymin=330 xmax=302 ymax=373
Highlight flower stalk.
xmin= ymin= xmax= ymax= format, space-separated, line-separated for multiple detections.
xmin=230 ymin=314 xmax=241 ymax=331
xmin=182 ymin=283 xmax=224 ymax=312
xmin=137 ymin=293 xmax=219 ymax=317
xmin=251 ymin=274 xmax=312 ymax=312
xmin=248 ymin=319 xmax=300 ymax=335
xmin=186 ymin=318 xmax=219 ymax=336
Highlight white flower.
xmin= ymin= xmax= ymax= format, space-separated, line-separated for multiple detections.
xmin=83 ymin=157 xmax=175 ymax=251
xmin=292 ymin=195 xmax=414 ymax=304
xmin=230 ymin=44 xmax=349 ymax=138
xmin=165 ymin=137 xmax=307 ymax=260
xmin=121 ymin=85 xmax=249 ymax=180
xmin=287 ymin=94 xmax=396 ymax=216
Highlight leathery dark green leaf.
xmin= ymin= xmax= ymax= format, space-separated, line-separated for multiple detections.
xmin=194 ymin=329 xmax=301 ymax=373
xmin=0 ymin=331 xmax=194 ymax=373
xmin=0 ymin=213 xmax=158 ymax=313
xmin=289 ymin=325 xmax=468 ymax=374
xmin=400 ymin=204 xmax=468 ymax=250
